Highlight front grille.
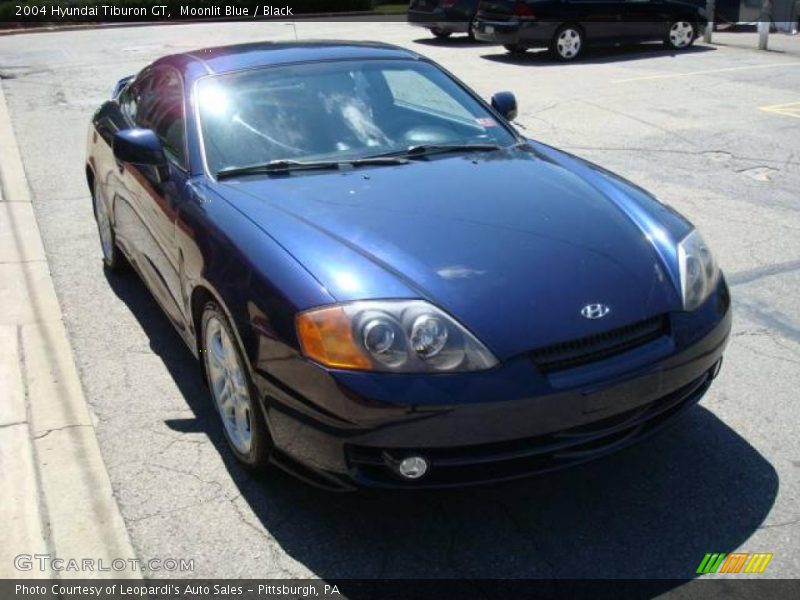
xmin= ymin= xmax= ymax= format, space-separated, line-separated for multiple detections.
xmin=530 ymin=315 xmax=670 ymax=374
xmin=346 ymin=370 xmax=711 ymax=488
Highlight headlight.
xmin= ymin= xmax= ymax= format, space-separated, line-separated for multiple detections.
xmin=296 ymin=300 xmax=498 ymax=372
xmin=678 ymin=229 xmax=719 ymax=311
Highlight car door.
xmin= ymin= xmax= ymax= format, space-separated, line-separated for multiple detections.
xmin=116 ymin=66 xmax=190 ymax=330
xmin=566 ymin=0 xmax=628 ymax=44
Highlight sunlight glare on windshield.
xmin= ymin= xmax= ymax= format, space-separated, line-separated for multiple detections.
xmin=199 ymin=84 xmax=230 ymax=117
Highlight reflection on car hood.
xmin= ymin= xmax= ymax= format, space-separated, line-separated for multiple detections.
xmin=211 ymin=144 xmax=690 ymax=359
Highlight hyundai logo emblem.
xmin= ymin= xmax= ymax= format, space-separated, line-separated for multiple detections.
xmin=581 ymin=303 xmax=611 ymax=320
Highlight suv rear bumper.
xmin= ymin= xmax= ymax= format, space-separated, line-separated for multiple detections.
xmin=473 ymin=19 xmax=559 ymax=47
xmin=408 ymin=9 xmax=473 ymax=34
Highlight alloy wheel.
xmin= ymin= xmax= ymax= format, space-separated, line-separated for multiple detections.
xmin=556 ymin=28 xmax=582 ymax=60
xmin=94 ymin=185 xmax=114 ymax=263
xmin=204 ymin=315 xmax=253 ymax=455
xmin=669 ymin=21 xmax=694 ymax=48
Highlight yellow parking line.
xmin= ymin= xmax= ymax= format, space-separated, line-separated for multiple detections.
xmin=760 ymin=101 xmax=800 ymax=119
xmin=613 ymin=62 xmax=800 ymax=83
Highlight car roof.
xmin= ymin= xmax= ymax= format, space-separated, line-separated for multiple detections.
xmin=154 ymin=40 xmax=423 ymax=78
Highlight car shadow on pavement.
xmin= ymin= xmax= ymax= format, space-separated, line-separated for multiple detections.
xmin=481 ymin=43 xmax=715 ymax=66
xmin=105 ymin=268 xmax=777 ymax=590
xmin=413 ymin=36 xmax=496 ymax=48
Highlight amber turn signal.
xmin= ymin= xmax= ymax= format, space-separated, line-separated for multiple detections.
xmin=296 ymin=306 xmax=372 ymax=369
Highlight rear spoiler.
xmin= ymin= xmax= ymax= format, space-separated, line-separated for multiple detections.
xmin=112 ymin=75 xmax=134 ymax=99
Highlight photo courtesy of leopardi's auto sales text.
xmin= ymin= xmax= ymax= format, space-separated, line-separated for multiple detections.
xmin=0 ymin=1 xmax=798 ymax=599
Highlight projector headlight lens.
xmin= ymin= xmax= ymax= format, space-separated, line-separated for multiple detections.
xmin=678 ymin=229 xmax=719 ymax=311
xmin=296 ymin=300 xmax=497 ymax=372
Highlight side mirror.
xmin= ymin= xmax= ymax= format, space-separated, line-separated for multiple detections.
xmin=491 ymin=91 xmax=518 ymax=121
xmin=113 ymin=129 xmax=165 ymax=167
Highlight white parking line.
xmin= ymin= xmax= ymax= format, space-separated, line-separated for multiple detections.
xmin=760 ymin=101 xmax=800 ymax=119
xmin=613 ymin=61 xmax=800 ymax=83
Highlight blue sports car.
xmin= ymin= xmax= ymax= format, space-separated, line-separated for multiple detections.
xmin=85 ymin=41 xmax=731 ymax=490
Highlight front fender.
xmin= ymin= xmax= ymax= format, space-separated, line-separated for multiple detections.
xmin=178 ymin=181 xmax=335 ymax=380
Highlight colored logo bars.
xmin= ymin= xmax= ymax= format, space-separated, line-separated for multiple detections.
xmin=697 ymin=552 xmax=773 ymax=574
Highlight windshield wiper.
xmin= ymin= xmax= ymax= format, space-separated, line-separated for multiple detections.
xmin=371 ymin=143 xmax=503 ymax=160
xmin=216 ymin=156 xmax=409 ymax=179
xmin=217 ymin=160 xmax=339 ymax=179
xmin=348 ymin=156 xmax=410 ymax=166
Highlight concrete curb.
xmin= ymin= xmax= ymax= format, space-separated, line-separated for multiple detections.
xmin=0 ymin=83 xmax=140 ymax=579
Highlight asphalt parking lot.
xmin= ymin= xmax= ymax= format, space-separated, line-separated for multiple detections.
xmin=0 ymin=21 xmax=798 ymax=582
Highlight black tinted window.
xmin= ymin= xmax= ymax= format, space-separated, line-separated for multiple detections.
xmin=135 ymin=68 xmax=187 ymax=168
xmin=119 ymin=72 xmax=150 ymax=123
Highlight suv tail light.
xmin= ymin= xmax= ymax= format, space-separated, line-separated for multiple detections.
xmin=441 ymin=0 xmax=458 ymax=7
xmin=513 ymin=2 xmax=536 ymax=18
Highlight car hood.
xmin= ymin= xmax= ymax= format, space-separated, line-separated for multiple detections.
xmin=211 ymin=145 xmax=688 ymax=359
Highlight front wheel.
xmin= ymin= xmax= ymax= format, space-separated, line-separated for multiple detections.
xmin=431 ymin=28 xmax=452 ymax=39
xmin=201 ymin=302 xmax=272 ymax=470
xmin=665 ymin=20 xmax=696 ymax=50
xmin=551 ymin=25 xmax=584 ymax=61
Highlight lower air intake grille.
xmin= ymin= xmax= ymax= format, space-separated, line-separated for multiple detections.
xmin=530 ymin=315 xmax=670 ymax=373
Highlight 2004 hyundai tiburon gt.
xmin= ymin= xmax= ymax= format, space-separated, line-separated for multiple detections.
xmin=85 ymin=41 xmax=731 ymax=490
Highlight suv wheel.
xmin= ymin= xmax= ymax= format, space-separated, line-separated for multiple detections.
xmin=551 ymin=25 xmax=584 ymax=61
xmin=666 ymin=20 xmax=696 ymax=49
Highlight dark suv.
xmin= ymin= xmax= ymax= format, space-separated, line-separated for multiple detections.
xmin=408 ymin=0 xmax=482 ymax=39
xmin=473 ymin=0 xmax=708 ymax=60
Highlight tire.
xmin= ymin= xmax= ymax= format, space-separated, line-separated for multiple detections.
xmin=92 ymin=177 xmax=124 ymax=271
xmin=504 ymin=44 xmax=528 ymax=55
xmin=665 ymin=20 xmax=696 ymax=50
xmin=550 ymin=24 xmax=584 ymax=61
xmin=431 ymin=28 xmax=452 ymax=39
xmin=201 ymin=302 xmax=272 ymax=470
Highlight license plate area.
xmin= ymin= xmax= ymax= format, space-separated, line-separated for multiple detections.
xmin=581 ymin=370 xmax=663 ymax=415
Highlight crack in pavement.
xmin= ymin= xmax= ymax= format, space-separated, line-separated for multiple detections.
xmin=33 ymin=423 xmax=89 ymax=440
xmin=758 ymin=517 xmax=800 ymax=530
xmin=734 ymin=299 xmax=800 ymax=345
xmin=727 ymin=259 xmax=800 ymax=287
xmin=495 ymin=499 xmax=558 ymax=579
xmin=580 ymin=99 xmax=699 ymax=149
xmin=562 ymin=145 xmax=800 ymax=167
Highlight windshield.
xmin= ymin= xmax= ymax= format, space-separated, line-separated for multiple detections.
xmin=196 ymin=59 xmax=517 ymax=174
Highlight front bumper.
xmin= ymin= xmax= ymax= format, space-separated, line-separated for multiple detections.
xmin=255 ymin=285 xmax=731 ymax=491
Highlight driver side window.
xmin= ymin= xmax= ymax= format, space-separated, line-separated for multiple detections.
xmin=121 ymin=68 xmax=187 ymax=169
xmin=138 ymin=68 xmax=187 ymax=169
xmin=119 ymin=72 xmax=150 ymax=124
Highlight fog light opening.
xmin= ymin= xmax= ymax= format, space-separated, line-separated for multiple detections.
xmin=396 ymin=455 xmax=429 ymax=480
